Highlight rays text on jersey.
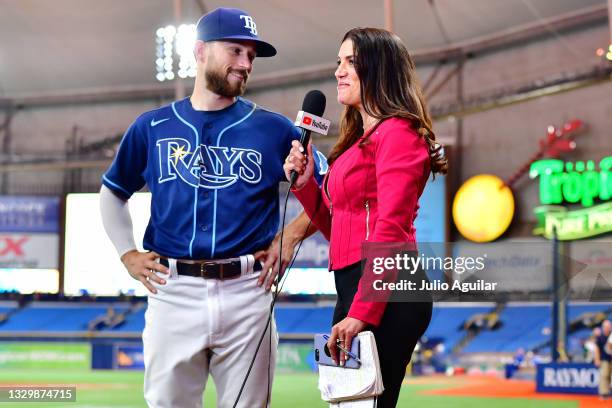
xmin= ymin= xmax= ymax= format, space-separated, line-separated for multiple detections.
xmin=156 ymin=138 xmax=262 ymax=189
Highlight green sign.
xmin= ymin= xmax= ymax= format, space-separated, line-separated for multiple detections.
xmin=530 ymin=157 xmax=612 ymax=207
xmin=531 ymin=157 xmax=612 ymax=240
xmin=534 ymin=202 xmax=612 ymax=240
xmin=0 ymin=342 xmax=91 ymax=369
xmin=276 ymin=343 xmax=314 ymax=372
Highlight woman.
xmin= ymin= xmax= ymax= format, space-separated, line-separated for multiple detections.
xmin=284 ymin=27 xmax=447 ymax=407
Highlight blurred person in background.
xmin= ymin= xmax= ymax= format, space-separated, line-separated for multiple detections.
xmin=594 ymin=320 xmax=611 ymax=400
xmin=284 ymin=27 xmax=447 ymax=407
xmin=585 ymin=327 xmax=601 ymax=363
xmin=513 ymin=348 xmax=526 ymax=367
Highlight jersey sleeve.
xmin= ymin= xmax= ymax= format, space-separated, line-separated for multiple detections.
xmin=102 ymin=120 xmax=148 ymax=200
xmin=311 ymin=145 xmax=328 ymax=186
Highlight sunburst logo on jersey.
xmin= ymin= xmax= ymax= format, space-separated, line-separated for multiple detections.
xmin=169 ymin=144 xmax=191 ymax=165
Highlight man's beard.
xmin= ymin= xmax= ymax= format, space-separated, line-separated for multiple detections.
xmin=205 ymin=65 xmax=248 ymax=97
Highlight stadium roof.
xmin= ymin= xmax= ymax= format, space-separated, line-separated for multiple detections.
xmin=0 ymin=0 xmax=607 ymax=96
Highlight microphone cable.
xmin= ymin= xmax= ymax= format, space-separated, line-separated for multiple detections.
xmin=233 ymin=179 xmax=316 ymax=408
xmin=234 ymin=89 xmax=327 ymax=407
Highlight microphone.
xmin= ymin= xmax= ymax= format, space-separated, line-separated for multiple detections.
xmin=291 ymin=90 xmax=330 ymax=184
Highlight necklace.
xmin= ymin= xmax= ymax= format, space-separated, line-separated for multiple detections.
xmin=363 ymin=116 xmax=379 ymax=132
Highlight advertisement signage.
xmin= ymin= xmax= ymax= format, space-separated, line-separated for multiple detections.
xmin=0 ymin=342 xmax=90 ymax=369
xmin=536 ymin=363 xmax=598 ymax=395
xmin=0 ymin=196 xmax=60 ymax=275
xmin=114 ymin=343 xmax=145 ymax=370
xmin=64 ymin=193 xmax=151 ymax=296
xmin=110 ymin=342 xmax=316 ymax=372
xmin=0 ymin=269 xmax=59 ymax=294
xmin=0 ymin=196 xmax=60 ymax=233
xmin=0 ymin=234 xmax=58 ymax=269
xmin=531 ymin=157 xmax=612 ymax=240
xmin=276 ymin=343 xmax=316 ymax=372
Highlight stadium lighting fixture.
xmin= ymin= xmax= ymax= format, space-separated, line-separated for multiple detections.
xmin=155 ymin=24 xmax=197 ymax=82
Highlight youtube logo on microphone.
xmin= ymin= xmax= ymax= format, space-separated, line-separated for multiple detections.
xmin=294 ymin=111 xmax=331 ymax=135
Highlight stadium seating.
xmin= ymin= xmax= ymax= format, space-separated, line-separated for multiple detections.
xmin=423 ymin=304 xmax=493 ymax=350
xmin=101 ymin=308 xmax=146 ymax=332
xmin=1 ymin=301 xmax=610 ymax=356
xmin=462 ymin=305 xmax=551 ymax=352
xmin=0 ymin=302 xmax=130 ymax=332
xmin=0 ymin=301 xmax=336 ymax=337
xmin=462 ymin=303 xmax=612 ymax=353
xmin=0 ymin=304 xmax=16 ymax=325
xmin=97 ymin=303 xmax=335 ymax=335
xmin=274 ymin=304 xmax=333 ymax=335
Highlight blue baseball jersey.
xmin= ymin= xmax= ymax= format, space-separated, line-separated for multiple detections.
xmin=103 ymin=96 xmax=322 ymax=260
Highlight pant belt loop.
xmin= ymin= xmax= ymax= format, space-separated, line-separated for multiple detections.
xmin=247 ymin=254 xmax=255 ymax=274
xmin=240 ymin=255 xmax=247 ymax=275
xmin=168 ymin=258 xmax=179 ymax=279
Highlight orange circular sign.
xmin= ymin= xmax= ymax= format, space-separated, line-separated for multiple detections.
xmin=452 ymin=174 xmax=515 ymax=242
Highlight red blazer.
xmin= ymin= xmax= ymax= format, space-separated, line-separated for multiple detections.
xmin=293 ymin=117 xmax=431 ymax=326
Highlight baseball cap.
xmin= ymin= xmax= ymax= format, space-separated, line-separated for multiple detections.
xmin=196 ymin=7 xmax=277 ymax=57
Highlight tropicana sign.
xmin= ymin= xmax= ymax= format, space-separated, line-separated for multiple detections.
xmin=530 ymin=157 xmax=612 ymax=240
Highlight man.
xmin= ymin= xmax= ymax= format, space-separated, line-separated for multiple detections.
xmin=100 ymin=7 xmax=315 ymax=407
xmin=585 ymin=327 xmax=601 ymax=363
xmin=594 ymin=320 xmax=611 ymax=400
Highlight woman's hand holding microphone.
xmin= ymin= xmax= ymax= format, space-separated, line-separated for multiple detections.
xmin=283 ymin=140 xmax=315 ymax=190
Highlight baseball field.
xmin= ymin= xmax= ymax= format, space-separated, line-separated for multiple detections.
xmin=1 ymin=368 xmax=608 ymax=407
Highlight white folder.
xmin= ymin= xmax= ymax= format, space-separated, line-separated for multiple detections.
xmin=317 ymin=331 xmax=384 ymax=407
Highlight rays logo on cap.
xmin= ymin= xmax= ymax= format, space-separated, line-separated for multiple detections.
xmin=239 ymin=15 xmax=258 ymax=35
xmin=196 ymin=8 xmax=277 ymax=57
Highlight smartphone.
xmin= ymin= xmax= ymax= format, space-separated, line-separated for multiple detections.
xmin=314 ymin=334 xmax=361 ymax=369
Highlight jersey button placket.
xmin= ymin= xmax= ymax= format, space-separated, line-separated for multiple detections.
xmin=202 ymin=123 xmax=213 ymax=143
xmin=200 ymin=121 xmax=215 ymax=258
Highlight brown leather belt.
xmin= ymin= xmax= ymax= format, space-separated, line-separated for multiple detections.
xmin=160 ymin=257 xmax=262 ymax=280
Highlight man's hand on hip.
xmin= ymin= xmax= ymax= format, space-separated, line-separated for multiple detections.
xmin=121 ymin=250 xmax=169 ymax=294
xmin=255 ymin=235 xmax=295 ymax=292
